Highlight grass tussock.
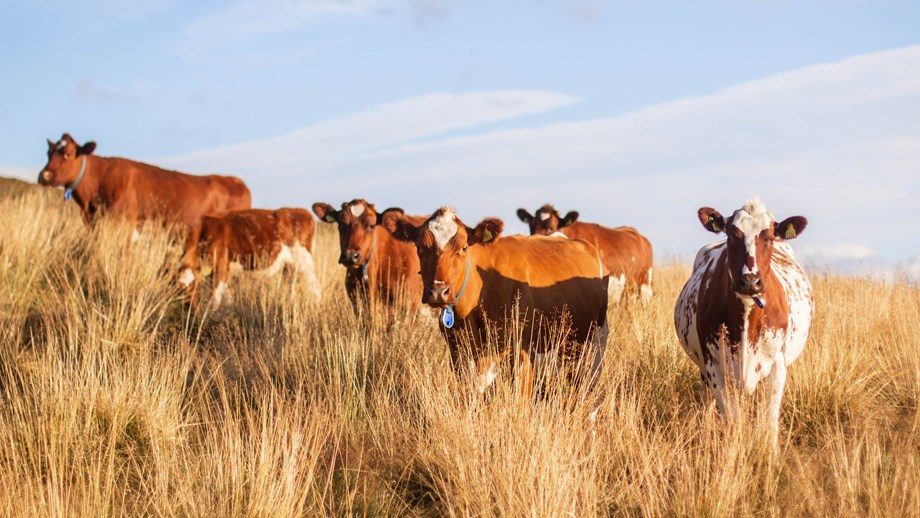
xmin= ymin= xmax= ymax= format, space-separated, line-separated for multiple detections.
xmin=1 ymin=185 xmax=918 ymax=516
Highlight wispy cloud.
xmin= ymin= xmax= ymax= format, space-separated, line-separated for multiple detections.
xmin=74 ymin=78 xmax=157 ymax=105
xmin=176 ymin=0 xmax=454 ymax=59
xmin=159 ymin=90 xmax=579 ymax=174
xmin=163 ymin=44 xmax=920 ymax=262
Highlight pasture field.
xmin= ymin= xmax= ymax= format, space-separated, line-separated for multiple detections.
xmin=1 ymin=182 xmax=918 ymax=516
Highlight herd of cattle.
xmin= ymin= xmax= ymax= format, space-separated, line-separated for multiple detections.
xmin=36 ymin=133 xmax=815 ymax=442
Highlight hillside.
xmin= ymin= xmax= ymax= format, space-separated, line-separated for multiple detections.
xmin=0 ymin=188 xmax=918 ymax=516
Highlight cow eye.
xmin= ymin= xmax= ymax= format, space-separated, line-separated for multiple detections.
xmin=461 ymin=245 xmax=468 ymax=252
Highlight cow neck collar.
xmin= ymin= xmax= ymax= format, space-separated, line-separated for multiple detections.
xmin=356 ymin=231 xmax=377 ymax=283
xmin=440 ymin=253 xmax=471 ymax=329
xmin=64 ymin=156 xmax=87 ymax=201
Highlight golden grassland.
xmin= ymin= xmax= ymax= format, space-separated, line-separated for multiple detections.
xmin=1 ymin=182 xmax=918 ymax=516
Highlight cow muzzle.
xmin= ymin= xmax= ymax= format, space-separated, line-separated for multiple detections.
xmin=339 ymin=249 xmax=362 ymax=267
xmin=735 ymin=273 xmax=763 ymax=294
xmin=423 ymin=283 xmax=452 ymax=307
xmin=38 ymin=170 xmax=53 ymax=185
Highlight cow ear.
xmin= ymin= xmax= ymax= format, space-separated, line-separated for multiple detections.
xmin=382 ymin=212 xmax=419 ymax=242
xmin=377 ymin=207 xmax=404 ymax=225
xmin=698 ymin=207 xmax=725 ymax=233
xmin=516 ymin=209 xmax=533 ymax=224
xmin=560 ymin=211 xmax=579 ymax=228
xmin=775 ymin=216 xmax=807 ymax=240
xmin=312 ymin=202 xmax=338 ymax=223
xmin=47 ymin=139 xmax=55 ymax=150
xmin=78 ymin=141 xmax=96 ymax=156
xmin=468 ymin=218 xmax=504 ymax=246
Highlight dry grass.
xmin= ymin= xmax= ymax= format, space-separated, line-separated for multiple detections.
xmin=1 ymin=185 xmax=918 ymax=516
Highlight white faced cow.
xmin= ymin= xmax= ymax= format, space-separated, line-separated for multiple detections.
xmin=674 ymin=198 xmax=813 ymax=443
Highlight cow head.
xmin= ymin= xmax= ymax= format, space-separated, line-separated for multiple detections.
xmin=38 ymin=134 xmax=96 ymax=187
xmin=516 ymin=204 xmax=578 ymax=236
xmin=313 ymin=199 xmax=401 ymax=269
xmin=384 ymin=207 xmax=502 ymax=307
xmin=699 ymin=198 xmax=807 ymax=302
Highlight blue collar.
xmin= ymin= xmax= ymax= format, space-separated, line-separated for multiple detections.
xmin=64 ymin=157 xmax=87 ymax=201
xmin=440 ymin=253 xmax=471 ymax=328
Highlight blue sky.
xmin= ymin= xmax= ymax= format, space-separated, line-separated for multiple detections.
xmin=2 ymin=1 xmax=919 ymax=272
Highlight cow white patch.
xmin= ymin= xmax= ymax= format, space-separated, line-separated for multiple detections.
xmin=539 ymin=211 xmax=551 ymax=221
xmin=608 ymin=273 xmax=627 ymax=303
xmin=429 ymin=209 xmax=458 ymax=250
xmin=178 ymin=268 xmax=195 ymax=287
xmin=550 ymin=231 xmax=567 ymax=238
xmin=472 ymin=360 xmax=499 ymax=394
xmin=640 ymin=267 xmax=654 ymax=302
xmin=56 ymin=140 xmax=67 ymax=150
xmin=257 ymin=245 xmax=291 ymax=278
xmin=732 ymin=197 xmax=773 ymax=275
xmin=289 ymin=244 xmax=321 ymax=297
xmin=211 ymin=281 xmax=229 ymax=309
xmin=349 ymin=204 xmax=365 ymax=218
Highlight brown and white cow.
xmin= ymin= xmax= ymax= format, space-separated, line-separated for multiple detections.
xmin=384 ymin=207 xmax=609 ymax=399
xmin=179 ymin=208 xmax=321 ymax=309
xmin=517 ymin=205 xmax=653 ymax=302
xmin=674 ymin=198 xmax=813 ymax=443
xmin=38 ymin=134 xmax=251 ymax=227
xmin=312 ymin=199 xmax=424 ymax=310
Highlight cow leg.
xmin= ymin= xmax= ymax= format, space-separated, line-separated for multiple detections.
xmin=639 ymin=267 xmax=654 ymax=302
xmin=765 ymin=359 xmax=787 ymax=446
xmin=471 ymin=354 xmax=502 ymax=395
xmin=209 ymin=250 xmax=231 ymax=310
xmin=515 ymin=349 xmax=534 ymax=400
xmin=706 ymin=356 xmax=737 ymax=422
xmin=712 ymin=382 xmax=738 ymax=423
xmin=579 ymin=322 xmax=608 ymax=423
xmin=698 ymin=372 xmax=714 ymax=409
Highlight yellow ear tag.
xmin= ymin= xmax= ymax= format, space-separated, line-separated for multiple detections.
xmin=785 ymin=226 xmax=796 ymax=239
xmin=710 ymin=217 xmax=722 ymax=232
xmin=201 ymin=265 xmax=213 ymax=277
xmin=482 ymin=228 xmax=493 ymax=242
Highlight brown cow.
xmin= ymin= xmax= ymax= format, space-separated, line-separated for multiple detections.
xmin=674 ymin=198 xmax=814 ymax=444
xmin=37 ymin=133 xmax=251 ymax=227
xmin=179 ymin=208 xmax=321 ymax=309
xmin=517 ymin=204 xmax=653 ymax=302
xmin=312 ymin=199 xmax=424 ymax=310
xmin=384 ymin=207 xmax=609 ymax=400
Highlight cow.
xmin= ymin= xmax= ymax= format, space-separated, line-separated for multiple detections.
xmin=517 ymin=205 xmax=653 ymax=302
xmin=37 ymin=133 xmax=251 ymax=227
xmin=384 ymin=207 xmax=609 ymax=401
xmin=312 ymin=199 xmax=424 ymax=310
xmin=673 ymin=198 xmax=813 ymax=444
xmin=178 ymin=208 xmax=321 ymax=309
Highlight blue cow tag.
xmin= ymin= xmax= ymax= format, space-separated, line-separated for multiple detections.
xmin=441 ymin=306 xmax=455 ymax=328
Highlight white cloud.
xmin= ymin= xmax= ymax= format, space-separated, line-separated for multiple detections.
xmin=797 ymin=244 xmax=876 ymax=262
xmin=165 ymin=44 xmax=920 ymax=265
xmin=159 ymin=90 xmax=579 ymax=174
